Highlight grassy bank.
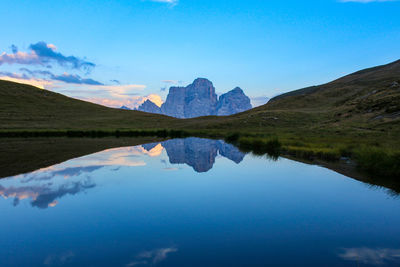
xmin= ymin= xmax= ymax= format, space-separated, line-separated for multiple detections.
xmin=1 ymin=128 xmax=399 ymax=180
xmin=221 ymin=133 xmax=400 ymax=181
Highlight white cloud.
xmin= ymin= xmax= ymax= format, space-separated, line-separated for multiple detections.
xmin=339 ymin=247 xmax=400 ymax=265
xmin=76 ymin=93 xmax=164 ymax=110
xmin=126 ymin=247 xmax=178 ymax=266
xmin=340 ymin=0 xmax=397 ymax=3
xmin=250 ymin=96 xmax=270 ymax=107
xmin=147 ymin=0 xmax=178 ymax=6
xmin=0 ymin=75 xmax=54 ymax=89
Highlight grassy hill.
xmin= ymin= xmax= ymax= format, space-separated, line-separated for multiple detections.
xmin=0 ymin=79 xmax=176 ymax=130
xmin=267 ymin=59 xmax=400 ymax=128
xmin=194 ymin=59 xmax=400 ymax=132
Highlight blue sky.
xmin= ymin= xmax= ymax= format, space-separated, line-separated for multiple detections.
xmin=0 ymin=0 xmax=399 ymax=108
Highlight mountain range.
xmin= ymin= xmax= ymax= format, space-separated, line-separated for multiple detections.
xmin=137 ymin=78 xmax=252 ymax=118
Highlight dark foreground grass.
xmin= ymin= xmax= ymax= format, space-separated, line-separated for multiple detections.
xmin=355 ymin=147 xmax=400 ymax=178
xmin=0 ymin=129 xmax=190 ymax=138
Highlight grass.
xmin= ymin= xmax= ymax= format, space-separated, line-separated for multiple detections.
xmin=222 ymin=132 xmax=400 ymax=180
xmin=354 ymin=147 xmax=400 ymax=178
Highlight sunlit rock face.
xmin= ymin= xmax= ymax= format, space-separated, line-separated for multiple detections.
xmin=216 ymin=87 xmax=252 ymax=116
xmin=138 ymin=100 xmax=162 ymax=114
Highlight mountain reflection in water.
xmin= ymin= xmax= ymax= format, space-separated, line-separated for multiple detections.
xmin=1 ymin=138 xmax=400 ymax=267
xmin=159 ymin=138 xmax=245 ymax=172
xmin=0 ymin=138 xmax=245 ymax=209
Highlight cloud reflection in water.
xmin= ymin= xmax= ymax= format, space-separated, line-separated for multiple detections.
xmin=339 ymin=247 xmax=400 ymax=265
xmin=0 ymin=138 xmax=246 ymax=208
xmin=126 ymin=247 xmax=178 ymax=266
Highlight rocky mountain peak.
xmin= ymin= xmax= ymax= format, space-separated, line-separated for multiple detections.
xmin=192 ymin=78 xmax=213 ymax=87
xmin=138 ymin=100 xmax=161 ymax=114
xmin=120 ymin=105 xmax=131 ymax=110
xmin=161 ymin=86 xmax=186 ymax=118
xmin=184 ymin=78 xmax=218 ymax=118
xmin=217 ymin=87 xmax=252 ymax=116
xmin=141 ymin=78 xmax=252 ymax=118
xmin=232 ymin=87 xmax=244 ymax=93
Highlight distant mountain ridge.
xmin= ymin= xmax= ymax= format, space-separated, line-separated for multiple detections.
xmin=138 ymin=78 xmax=252 ymax=118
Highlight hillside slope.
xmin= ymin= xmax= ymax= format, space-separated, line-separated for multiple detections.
xmin=0 ymin=80 xmax=176 ymax=130
xmin=268 ymin=59 xmax=400 ymax=116
xmin=191 ymin=59 xmax=400 ymax=135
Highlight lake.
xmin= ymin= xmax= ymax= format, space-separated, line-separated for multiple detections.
xmin=0 ymin=137 xmax=399 ymax=266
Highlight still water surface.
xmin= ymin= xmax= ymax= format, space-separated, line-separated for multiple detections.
xmin=0 ymin=138 xmax=399 ymax=266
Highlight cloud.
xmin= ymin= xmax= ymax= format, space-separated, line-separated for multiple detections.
xmin=0 ymin=72 xmax=155 ymax=109
xmin=162 ymin=80 xmax=179 ymax=84
xmin=19 ymin=68 xmax=103 ymax=85
xmin=0 ymin=42 xmax=161 ymax=110
xmin=0 ymin=146 xmax=151 ymax=209
xmin=339 ymin=0 xmax=397 ymax=2
xmin=80 ymin=93 xmax=163 ymax=110
xmin=250 ymin=96 xmax=270 ymax=107
xmin=0 ymin=71 xmax=30 ymax=80
xmin=0 ymin=72 xmax=161 ymax=109
xmin=52 ymin=73 xmax=103 ymax=85
xmin=0 ymin=42 xmax=95 ymax=71
xmin=161 ymin=80 xmax=183 ymax=91
xmin=145 ymin=94 xmax=163 ymax=107
xmin=148 ymin=0 xmax=178 ymax=6
xmin=139 ymin=143 xmax=164 ymax=157
xmin=0 ymin=178 xmax=96 ymax=209
xmin=338 ymin=247 xmax=400 ymax=265
xmin=126 ymin=247 xmax=178 ymax=266
xmin=110 ymin=79 xmax=121 ymax=84
xmin=31 ymin=179 xmax=96 ymax=209
xmin=44 ymin=251 xmax=75 ymax=266
xmin=0 ymin=74 xmax=55 ymax=89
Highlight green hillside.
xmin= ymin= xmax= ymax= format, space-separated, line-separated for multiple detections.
xmin=0 ymin=79 xmax=176 ymax=130
xmin=196 ymin=59 xmax=400 ymax=134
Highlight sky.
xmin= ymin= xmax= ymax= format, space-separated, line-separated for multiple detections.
xmin=0 ymin=0 xmax=399 ymax=108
